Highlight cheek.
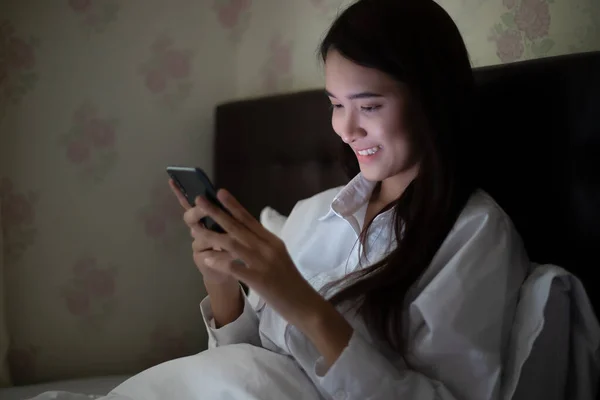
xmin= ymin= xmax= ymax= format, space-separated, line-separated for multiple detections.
xmin=389 ymin=134 xmax=416 ymax=170
xmin=385 ymin=129 xmax=411 ymax=153
xmin=391 ymin=136 xmax=412 ymax=158
xmin=376 ymin=116 xmax=413 ymax=159
xmin=380 ymin=112 xmax=408 ymax=144
xmin=331 ymin=112 xmax=343 ymax=137
xmin=364 ymin=114 xmax=398 ymax=143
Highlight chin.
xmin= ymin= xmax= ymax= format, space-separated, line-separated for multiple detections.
xmin=358 ymin=166 xmax=387 ymax=182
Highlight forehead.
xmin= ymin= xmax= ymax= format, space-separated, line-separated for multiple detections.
xmin=324 ymin=50 xmax=398 ymax=94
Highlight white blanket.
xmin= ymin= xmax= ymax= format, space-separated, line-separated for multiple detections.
xmin=28 ymin=344 xmax=323 ymax=400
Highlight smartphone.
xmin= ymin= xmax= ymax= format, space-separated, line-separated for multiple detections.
xmin=166 ymin=166 xmax=228 ymax=233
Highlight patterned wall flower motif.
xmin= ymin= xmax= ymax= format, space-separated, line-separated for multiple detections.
xmin=138 ymin=34 xmax=194 ymax=109
xmin=0 ymin=177 xmax=38 ymax=265
xmin=68 ymin=0 xmax=120 ymax=35
xmin=212 ymin=0 xmax=252 ymax=43
xmin=514 ymin=0 xmax=552 ymax=40
xmin=489 ymin=0 xmax=555 ymax=63
xmin=262 ymin=33 xmax=293 ymax=93
xmin=59 ymin=255 xmax=119 ymax=329
xmin=7 ymin=345 xmax=40 ymax=385
xmin=0 ymin=20 xmax=39 ymax=119
xmin=139 ymin=324 xmax=198 ymax=369
xmin=569 ymin=25 xmax=599 ymax=53
xmin=568 ymin=0 xmax=600 ymax=53
xmin=58 ymin=101 xmax=119 ymax=183
xmin=492 ymin=30 xmax=525 ymax=63
xmin=138 ymin=180 xmax=186 ymax=249
xmin=309 ymin=0 xmax=346 ymax=17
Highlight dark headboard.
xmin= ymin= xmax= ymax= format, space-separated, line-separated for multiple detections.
xmin=214 ymin=51 xmax=600 ymax=313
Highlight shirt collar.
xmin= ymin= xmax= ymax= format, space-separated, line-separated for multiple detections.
xmin=318 ymin=173 xmax=377 ymax=221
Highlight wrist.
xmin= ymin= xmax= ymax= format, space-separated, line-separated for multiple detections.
xmin=205 ymin=278 xmax=240 ymax=302
xmin=204 ymin=276 xmax=237 ymax=290
xmin=205 ymin=279 xmax=243 ymax=328
xmin=294 ymin=291 xmax=337 ymax=331
xmin=294 ymin=293 xmax=353 ymax=366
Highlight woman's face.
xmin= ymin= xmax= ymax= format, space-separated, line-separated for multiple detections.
xmin=325 ymin=50 xmax=417 ymax=183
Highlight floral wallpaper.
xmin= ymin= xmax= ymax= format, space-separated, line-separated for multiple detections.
xmin=490 ymin=0 xmax=555 ymax=62
xmin=213 ymin=0 xmax=253 ymax=42
xmin=262 ymin=33 xmax=294 ymax=93
xmin=138 ymin=35 xmax=195 ymax=108
xmin=59 ymin=256 xmax=119 ymax=328
xmin=59 ymin=102 xmax=119 ymax=183
xmin=68 ymin=0 xmax=120 ymax=35
xmin=0 ymin=0 xmax=598 ymax=386
xmin=0 ymin=21 xmax=39 ymax=122
xmin=0 ymin=178 xmax=38 ymax=266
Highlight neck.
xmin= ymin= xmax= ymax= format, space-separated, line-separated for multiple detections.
xmin=374 ymin=164 xmax=419 ymax=206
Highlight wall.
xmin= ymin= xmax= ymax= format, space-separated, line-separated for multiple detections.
xmin=0 ymin=0 xmax=598 ymax=385
xmin=236 ymin=0 xmax=600 ymax=97
xmin=0 ymin=0 xmax=237 ymax=384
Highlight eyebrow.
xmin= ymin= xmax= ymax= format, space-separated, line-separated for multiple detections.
xmin=325 ymin=90 xmax=384 ymax=100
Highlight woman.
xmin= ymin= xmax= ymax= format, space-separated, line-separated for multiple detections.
xmin=112 ymin=1 xmax=529 ymax=399
xmin=160 ymin=0 xmax=530 ymax=399
xmin=183 ymin=0 xmax=526 ymax=397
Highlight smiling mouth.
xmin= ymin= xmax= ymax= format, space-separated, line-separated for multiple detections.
xmin=355 ymin=146 xmax=382 ymax=156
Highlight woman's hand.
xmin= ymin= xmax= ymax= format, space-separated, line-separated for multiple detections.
xmin=189 ymin=188 xmax=355 ymax=367
xmin=184 ymin=189 xmax=324 ymax=327
xmin=168 ymin=179 xmax=235 ymax=286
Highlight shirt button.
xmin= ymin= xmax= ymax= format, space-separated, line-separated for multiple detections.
xmin=333 ymin=390 xmax=347 ymax=400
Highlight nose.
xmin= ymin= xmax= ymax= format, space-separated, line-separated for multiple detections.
xmin=335 ymin=112 xmax=366 ymax=144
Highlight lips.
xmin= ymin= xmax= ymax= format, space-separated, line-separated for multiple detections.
xmin=353 ymin=145 xmax=382 ymax=164
xmin=355 ymin=145 xmax=382 ymax=156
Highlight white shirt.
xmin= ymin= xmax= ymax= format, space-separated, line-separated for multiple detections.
xmin=502 ymin=263 xmax=600 ymax=400
xmin=200 ymin=173 xmax=530 ymax=400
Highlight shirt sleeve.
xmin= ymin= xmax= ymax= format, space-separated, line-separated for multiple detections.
xmin=314 ymin=331 xmax=456 ymax=399
xmin=199 ymin=285 xmax=262 ymax=348
xmin=310 ymin=200 xmax=529 ymax=400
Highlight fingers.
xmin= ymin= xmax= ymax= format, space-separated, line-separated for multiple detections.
xmin=169 ymin=179 xmax=192 ymax=211
xmin=190 ymin=225 xmax=204 ymax=238
xmin=201 ymin=250 xmax=255 ymax=283
xmin=192 ymin=250 xmax=236 ymax=285
xmin=217 ymin=189 xmax=271 ymax=240
xmin=196 ymin=249 xmax=234 ymax=268
xmin=183 ymin=202 xmax=208 ymax=227
xmin=183 ymin=189 xmax=269 ymax=244
xmin=190 ymin=197 xmax=251 ymax=245
xmin=191 ymin=238 xmax=212 ymax=253
xmin=194 ymin=196 xmax=256 ymax=246
xmin=223 ymin=257 xmax=255 ymax=283
xmin=191 ymin=225 xmax=251 ymax=263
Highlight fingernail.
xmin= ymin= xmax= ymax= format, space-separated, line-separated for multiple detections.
xmin=204 ymin=257 xmax=214 ymax=266
xmin=222 ymin=190 xmax=233 ymax=201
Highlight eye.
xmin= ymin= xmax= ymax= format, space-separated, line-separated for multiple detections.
xmin=330 ymin=104 xmax=343 ymax=110
xmin=361 ymin=105 xmax=382 ymax=113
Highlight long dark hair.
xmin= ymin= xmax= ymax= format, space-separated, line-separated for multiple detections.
xmin=320 ymin=0 xmax=477 ymax=352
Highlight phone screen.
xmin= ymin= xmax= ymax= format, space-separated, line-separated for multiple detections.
xmin=167 ymin=166 xmax=226 ymax=232
xmin=171 ymin=172 xmax=212 ymax=207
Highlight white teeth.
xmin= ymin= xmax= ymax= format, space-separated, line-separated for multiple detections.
xmin=357 ymin=146 xmax=381 ymax=156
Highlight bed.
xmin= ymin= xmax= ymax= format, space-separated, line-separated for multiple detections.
xmin=3 ymin=50 xmax=599 ymax=399
xmin=0 ymin=376 xmax=131 ymax=400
